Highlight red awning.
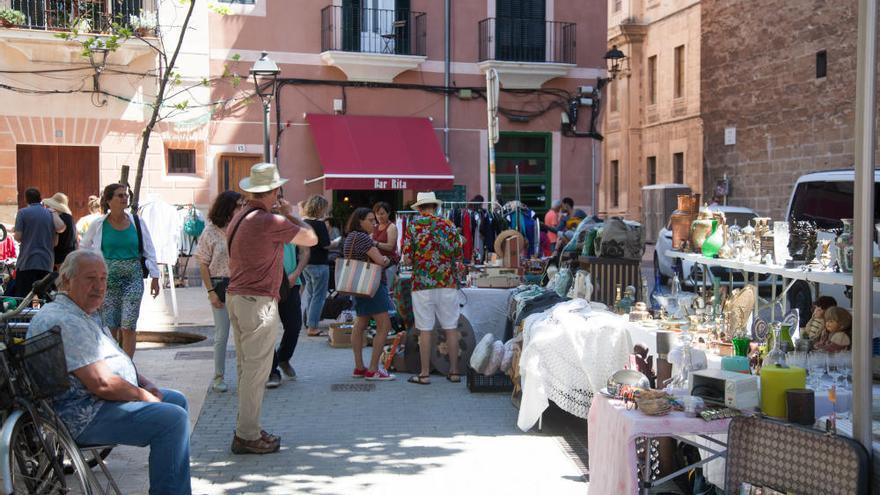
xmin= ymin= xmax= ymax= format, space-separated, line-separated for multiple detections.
xmin=305 ymin=114 xmax=454 ymax=190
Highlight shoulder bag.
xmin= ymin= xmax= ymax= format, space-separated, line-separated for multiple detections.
xmin=227 ymin=207 xmax=289 ymax=302
xmin=132 ymin=213 xmax=150 ymax=279
xmin=334 ymin=233 xmax=382 ymax=298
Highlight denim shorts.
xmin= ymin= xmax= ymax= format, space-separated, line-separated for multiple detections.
xmin=353 ymin=282 xmax=393 ymax=316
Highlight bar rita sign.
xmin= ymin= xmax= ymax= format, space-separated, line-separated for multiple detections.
xmin=373 ymin=178 xmax=408 ymax=189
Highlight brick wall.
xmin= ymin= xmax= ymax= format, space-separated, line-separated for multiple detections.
xmin=701 ymin=0 xmax=861 ymax=219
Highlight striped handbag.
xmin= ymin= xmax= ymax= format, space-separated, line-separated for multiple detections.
xmin=334 ymin=237 xmax=382 ymax=298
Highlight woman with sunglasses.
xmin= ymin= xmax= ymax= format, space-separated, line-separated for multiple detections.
xmin=82 ymin=183 xmax=160 ymax=357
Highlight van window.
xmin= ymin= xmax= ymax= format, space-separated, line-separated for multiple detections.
xmin=788 ymin=180 xmax=880 ymax=229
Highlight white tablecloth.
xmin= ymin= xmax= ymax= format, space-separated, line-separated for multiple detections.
xmin=460 ymin=287 xmax=514 ymax=341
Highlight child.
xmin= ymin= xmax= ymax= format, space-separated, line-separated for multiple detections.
xmin=814 ymin=306 xmax=852 ymax=352
xmin=803 ymin=296 xmax=838 ymax=340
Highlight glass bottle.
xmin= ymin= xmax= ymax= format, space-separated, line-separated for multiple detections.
xmin=650 ymin=270 xmax=664 ymax=312
xmin=613 ymin=284 xmax=623 ymax=314
xmin=763 ymin=322 xmax=787 ymax=367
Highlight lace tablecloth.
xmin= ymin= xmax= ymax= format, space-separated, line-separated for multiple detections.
xmin=588 ymin=394 xmax=732 ymax=495
xmin=517 ymin=300 xmax=633 ymax=431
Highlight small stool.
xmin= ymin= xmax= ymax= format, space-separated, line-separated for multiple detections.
xmin=78 ymin=444 xmax=121 ymax=495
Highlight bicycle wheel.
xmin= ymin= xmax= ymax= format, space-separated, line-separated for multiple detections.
xmin=8 ymin=412 xmax=93 ymax=494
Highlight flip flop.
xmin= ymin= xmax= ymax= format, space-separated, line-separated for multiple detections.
xmin=407 ymin=375 xmax=431 ymax=385
xmin=446 ymin=374 xmax=462 ymax=383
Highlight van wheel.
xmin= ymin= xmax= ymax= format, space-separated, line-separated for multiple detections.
xmin=787 ymin=281 xmax=813 ymax=328
xmin=653 ymin=253 xmax=668 ymax=285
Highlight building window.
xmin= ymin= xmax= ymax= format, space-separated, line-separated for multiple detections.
xmin=647 ymin=156 xmax=657 ymax=185
xmin=613 ymin=0 xmax=622 ymax=12
xmin=168 ymin=149 xmax=196 ymax=174
xmin=611 ymin=160 xmax=619 ymax=208
xmin=610 ymin=80 xmax=618 ymax=113
xmin=495 ymin=132 xmax=552 ymax=213
xmin=647 ymin=55 xmax=657 ymax=105
xmin=674 ymin=45 xmax=685 ymax=98
xmin=816 ymin=50 xmax=827 ymax=79
xmin=673 ymin=152 xmax=684 ymax=184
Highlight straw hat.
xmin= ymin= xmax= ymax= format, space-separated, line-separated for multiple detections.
xmin=43 ymin=192 xmax=71 ymax=215
xmin=239 ymin=163 xmax=288 ymax=193
xmin=494 ymin=229 xmax=526 ymax=257
xmin=411 ymin=192 xmax=442 ymax=209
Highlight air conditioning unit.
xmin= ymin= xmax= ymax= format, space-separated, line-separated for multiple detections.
xmin=641 ymin=184 xmax=692 ymax=244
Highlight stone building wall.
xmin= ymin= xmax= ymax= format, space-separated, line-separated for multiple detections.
xmin=701 ymin=0 xmax=860 ymax=219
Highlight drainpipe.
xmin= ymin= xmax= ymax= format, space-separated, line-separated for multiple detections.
xmin=444 ymin=0 xmax=451 ymax=157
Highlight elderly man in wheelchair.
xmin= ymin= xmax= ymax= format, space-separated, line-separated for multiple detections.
xmin=27 ymin=249 xmax=192 ymax=495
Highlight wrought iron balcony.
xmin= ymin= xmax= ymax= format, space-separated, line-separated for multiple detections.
xmin=1 ymin=0 xmax=157 ymax=33
xmin=478 ymin=17 xmax=576 ymax=64
xmin=321 ymin=5 xmax=426 ymax=56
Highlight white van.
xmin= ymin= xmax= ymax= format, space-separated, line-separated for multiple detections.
xmin=784 ymin=168 xmax=880 ymax=325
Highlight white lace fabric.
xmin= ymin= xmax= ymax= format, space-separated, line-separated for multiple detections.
xmin=517 ymin=299 xmax=634 ymax=431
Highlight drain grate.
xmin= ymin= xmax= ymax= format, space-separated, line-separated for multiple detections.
xmin=174 ymin=350 xmax=235 ymax=360
xmin=331 ymin=383 xmax=376 ymax=392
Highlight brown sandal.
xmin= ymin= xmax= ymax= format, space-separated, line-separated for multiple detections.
xmin=407 ymin=375 xmax=431 ymax=385
xmin=446 ymin=374 xmax=462 ymax=383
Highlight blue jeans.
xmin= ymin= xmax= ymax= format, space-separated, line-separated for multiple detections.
xmin=211 ymin=306 xmax=232 ymax=378
xmin=303 ymin=265 xmax=329 ymax=328
xmin=76 ymin=388 xmax=191 ymax=495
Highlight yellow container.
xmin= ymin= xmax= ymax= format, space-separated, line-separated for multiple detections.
xmin=759 ymin=365 xmax=806 ymax=418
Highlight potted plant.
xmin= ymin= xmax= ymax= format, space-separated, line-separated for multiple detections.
xmin=128 ymin=10 xmax=157 ymax=37
xmin=0 ymin=8 xmax=26 ymax=28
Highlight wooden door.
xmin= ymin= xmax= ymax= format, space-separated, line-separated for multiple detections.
xmin=218 ymin=155 xmax=262 ymax=195
xmin=16 ymin=145 xmax=100 ymax=219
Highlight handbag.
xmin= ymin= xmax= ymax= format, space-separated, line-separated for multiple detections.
xmin=334 ymin=234 xmax=382 ymax=298
xmin=211 ymin=277 xmax=229 ymax=303
xmin=132 ymin=213 xmax=149 ymax=279
xmin=228 ymin=207 xmax=290 ymax=302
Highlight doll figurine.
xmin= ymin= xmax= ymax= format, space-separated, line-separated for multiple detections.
xmin=803 ymin=296 xmax=838 ymax=340
xmin=814 ymin=306 xmax=852 ymax=352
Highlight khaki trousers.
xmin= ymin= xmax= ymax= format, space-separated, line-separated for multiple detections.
xmin=227 ymin=294 xmax=279 ymax=441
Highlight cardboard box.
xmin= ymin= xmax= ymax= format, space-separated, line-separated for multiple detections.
xmin=474 ymin=275 xmax=521 ymax=288
xmin=329 ymin=324 xmax=353 ymax=348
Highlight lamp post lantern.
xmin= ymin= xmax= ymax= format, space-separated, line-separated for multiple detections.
xmin=250 ymin=51 xmax=281 ymax=163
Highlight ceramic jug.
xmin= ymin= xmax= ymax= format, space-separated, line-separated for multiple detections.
xmin=670 ymin=193 xmax=700 ymax=250
xmin=690 ymin=206 xmax=716 ymax=253
xmin=836 ymin=218 xmax=855 ymax=272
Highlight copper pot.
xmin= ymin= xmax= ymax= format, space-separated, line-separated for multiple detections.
xmin=670 ymin=193 xmax=700 ymax=250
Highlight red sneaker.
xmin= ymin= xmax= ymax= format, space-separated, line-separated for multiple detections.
xmin=352 ymin=367 xmax=367 ymax=378
xmin=365 ymin=367 xmax=396 ymax=381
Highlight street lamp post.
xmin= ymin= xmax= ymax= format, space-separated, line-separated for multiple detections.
xmin=560 ymin=46 xmax=626 ymax=216
xmin=250 ymin=51 xmax=281 ymax=163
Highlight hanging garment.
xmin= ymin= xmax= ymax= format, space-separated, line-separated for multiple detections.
xmin=139 ymin=195 xmax=182 ymax=265
xmin=461 ymin=208 xmax=473 ymax=262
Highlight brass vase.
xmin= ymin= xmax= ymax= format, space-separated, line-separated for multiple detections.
xmin=690 ymin=206 xmax=716 ymax=253
xmin=670 ymin=193 xmax=700 ymax=250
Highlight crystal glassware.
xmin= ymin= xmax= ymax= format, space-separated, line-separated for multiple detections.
xmin=773 ymin=221 xmax=790 ymax=265
xmin=763 ymin=323 xmax=787 ymax=367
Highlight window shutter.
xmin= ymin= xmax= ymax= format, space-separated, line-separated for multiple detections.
xmin=342 ymin=0 xmax=362 ymax=51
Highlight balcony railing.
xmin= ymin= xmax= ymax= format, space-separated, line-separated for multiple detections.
xmin=479 ymin=17 xmax=576 ymax=64
xmin=1 ymin=0 xmax=157 ymax=33
xmin=321 ymin=5 xmax=426 ymax=57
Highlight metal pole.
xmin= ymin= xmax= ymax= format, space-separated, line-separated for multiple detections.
xmin=591 ymin=139 xmax=598 ymax=216
xmin=262 ymin=99 xmax=272 ymax=163
xmin=486 ymin=68 xmax=499 ymax=206
xmin=443 ymin=0 xmax=451 ymax=157
xmin=852 ymin=0 xmax=876 ymax=452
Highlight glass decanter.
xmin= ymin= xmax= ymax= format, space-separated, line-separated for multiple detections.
xmin=763 ymin=322 xmax=787 ymax=367
xmin=668 ymin=329 xmax=695 ymax=390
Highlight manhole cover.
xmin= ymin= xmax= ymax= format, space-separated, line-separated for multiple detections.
xmin=331 ymin=383 xmax=375 ymax=392
xmin=174 ymin=350 xmax=235 ymax=360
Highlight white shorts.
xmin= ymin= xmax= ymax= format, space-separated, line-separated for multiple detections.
xmin=412 ymin=288 xmax=460 ymax=331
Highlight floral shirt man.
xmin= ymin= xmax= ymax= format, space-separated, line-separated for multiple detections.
xmin=403 ymin=213 xmax=463 ymax=291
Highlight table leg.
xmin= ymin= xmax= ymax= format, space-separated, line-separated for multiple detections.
xmin=641 ymin=435 xmax=651 ymax=495
xmin=771 ymin=273 xmax=777 ymax=321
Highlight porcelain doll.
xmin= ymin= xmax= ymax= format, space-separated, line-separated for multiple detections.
xmin=814 ymin=306 xmax=852 ymax=352
xmin=803 ymin=295 xmax=838 ymax=340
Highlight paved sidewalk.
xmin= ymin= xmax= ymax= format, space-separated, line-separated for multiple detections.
xmin=189 ymin=332 xmax=587 ymax=495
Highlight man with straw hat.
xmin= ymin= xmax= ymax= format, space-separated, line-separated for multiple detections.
xmin=14 ymin=187 xmax=65 ymax=297
xmin=225 ymin=163 xmax=317 ymax=455
xmin=402 ymin=192 xmax=463 ymax=385
xmin=43 ymin=192 xmax=78 ymax=268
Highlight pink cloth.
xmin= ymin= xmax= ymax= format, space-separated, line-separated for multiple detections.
xmin=587 ymin=395 xmax=731 ymax=495
xmin=227 ymin=201 xmax=300 ymax=300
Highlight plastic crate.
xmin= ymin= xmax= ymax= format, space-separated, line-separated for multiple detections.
xmin=466 ymin=367 xmax=514 ymax=393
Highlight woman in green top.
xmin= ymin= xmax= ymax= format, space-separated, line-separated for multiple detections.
xmin=82 ymin=183 xmax=161 ymax=357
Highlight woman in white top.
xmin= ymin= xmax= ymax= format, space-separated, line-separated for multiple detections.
xmin=194 ymin=191 xmax=242 ymax=393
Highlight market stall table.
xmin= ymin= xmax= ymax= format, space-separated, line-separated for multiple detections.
xmin=588 ymin=394 xmax=730 ymax=495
